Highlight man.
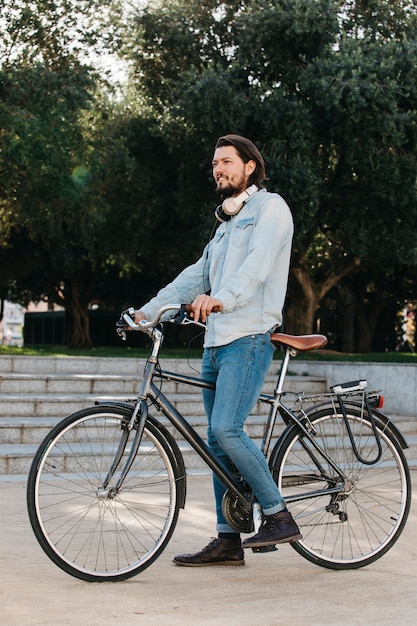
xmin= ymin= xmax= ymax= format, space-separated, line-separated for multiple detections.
xmin=134 ymin=134 xmax=301 ymax=566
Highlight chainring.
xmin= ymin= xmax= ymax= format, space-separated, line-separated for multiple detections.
xmin=221 ymin=489 xmax=254 ymax=534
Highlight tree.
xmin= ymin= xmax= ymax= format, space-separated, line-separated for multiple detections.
xmin=0 ymin=0 xmax=127 ymax=347
xmin=0 ymin=58 xmax=221 ymax=347
xmin=0 ymin=0 xmax=123 ymax=67
xmin=120 ymin=0 xmax=417 ymax=348
xmin=1 ymin=0 xmax=231 ymax=347
xmin=0 ymin=60 xmax=108 ymax=346
xmin=285 ymin=30 xmax=417 ymax=338
xmin=3 ymin=0 xmax=417 ymax=351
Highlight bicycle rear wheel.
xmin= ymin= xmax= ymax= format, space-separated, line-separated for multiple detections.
xmin=27 ymin=405 xmax=183 ymax=582
xmin=270 ymin=406 xmax=411 ymax=569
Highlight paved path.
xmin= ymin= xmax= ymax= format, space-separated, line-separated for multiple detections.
xmin=1 ymin=472 xmax=416 ymax=626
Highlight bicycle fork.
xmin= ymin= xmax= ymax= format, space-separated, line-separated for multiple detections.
xmin=101 ymin=352 xmax=160 ymax=495
xmin=101 ymin=399 xmax=148 ymax=495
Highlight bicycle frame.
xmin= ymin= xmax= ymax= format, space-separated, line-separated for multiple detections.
xmin=102 ymin=346 xmax=345 ymax=513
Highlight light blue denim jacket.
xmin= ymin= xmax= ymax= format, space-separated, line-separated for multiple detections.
xmin=140 ymin=189 xmax=294 ymax=347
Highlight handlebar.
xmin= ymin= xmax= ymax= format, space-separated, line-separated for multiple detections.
xmin=116 ymin=303 xmax=219 ymax=340
xmin=120 ymin=304 xmax=183 ymax=331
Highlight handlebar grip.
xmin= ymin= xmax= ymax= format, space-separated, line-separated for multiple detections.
xmin=184 ymin=303 xmax=221 ymax=314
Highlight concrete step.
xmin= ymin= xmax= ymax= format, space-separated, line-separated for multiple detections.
xmin=0 ymin=414 xmax=235 ymax=448
xmin=0 ymin=367 xmax=325 ymax=392
xmin=0 ymin=362 xmax=327 ymax=474
xmin=0 ymin=441 xmax=211 ymax=474
xmin=0 ymin=373 xmax=147 ymax=395
xmin=0 ymin=392 xmax=209 ymax=418
xmin=0 ymin=412 xmax=276 ymax=474
xmin=0 ymin=371 xmax=215 ymax=395
xmin=0 ymin=375 xmax=327 ymax=418
xmin=0 ymin=355 xmax=150 ymax=375
xmin=2 ymin=354 xmax=417 ymax=417
xmin=1 ymin=354 xmax=415 ymax=475
xmin=0 ymin=355 xmax=245 ymax=376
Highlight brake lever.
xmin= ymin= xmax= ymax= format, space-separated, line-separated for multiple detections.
xmin=116 ymin=307 xmax=136 ymax=340
xmin=116 ymin=328 xmax=127 ymax=341
xmin=170 ymin=304 xmax=206 ymax=329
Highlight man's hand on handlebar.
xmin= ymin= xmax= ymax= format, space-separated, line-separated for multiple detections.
xmin=134 ymin=310 xmax=146 ymax=325
xmin=189 ymin=295 xmax=223 ymax=323
xmin=133 ymin=296 xmax=222 ymax=326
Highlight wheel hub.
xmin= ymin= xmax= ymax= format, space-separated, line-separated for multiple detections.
xmin=96 ymin=487 xmax=117 ymax=500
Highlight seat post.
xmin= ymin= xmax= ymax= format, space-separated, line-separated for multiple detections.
xmin=260 ymin=347 xmax=293 ymax=458
xmin=274 ymin=348 xmax=292 ymax=395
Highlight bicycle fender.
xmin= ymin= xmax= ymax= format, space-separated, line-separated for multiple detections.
xmin=357 ymin=405 xmax=409 ymax=450
xmin=268 ymin=405 xmax=409 ymax=480
xmin=302 ymin=400 xmax=409 ymax=451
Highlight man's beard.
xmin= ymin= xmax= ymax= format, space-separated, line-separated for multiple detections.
xmin=215 ymin=179 xmax=245 ymax=198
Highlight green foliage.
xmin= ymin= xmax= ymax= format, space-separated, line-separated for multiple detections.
xmin=2 ymin=0 xmax=417 ymax=351
xmin=342 ymin=0 xmax=417 ymax=39
xmin=120 ymin=0 xmax=417 ymax=347
xmin=0 ymin=0 xmax=122 ymax=67
xmin=297 ymin=36 xmax=417 ymax=255
xmin=235 ymin=0 xmax=339 ymax=87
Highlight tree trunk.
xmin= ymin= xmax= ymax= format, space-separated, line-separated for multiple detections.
xmin=285 ymin=274 xmax=320 ymax=334
xmin=338 ymin=285 xmax=356 ymax=352
xmin=355 ymin=306 xmax=374 ymax=353
xmin=63 ymin=281 xmax=92 ymax=349
xmin=285 ymin=256 xmax=361 ymax=336
xmin=355 ymin=294 xmax=386 ymax=353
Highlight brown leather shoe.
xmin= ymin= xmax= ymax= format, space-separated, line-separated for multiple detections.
xmin=173 ymin=537 xmax=245 ymax=567
xmin=242 ymin=509 xmax=302 ymax=549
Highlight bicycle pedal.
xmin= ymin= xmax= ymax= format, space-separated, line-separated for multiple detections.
xmin=251 ymin=545 xmax=278 ymax=553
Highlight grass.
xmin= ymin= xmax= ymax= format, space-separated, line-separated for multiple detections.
xmin=0 ymin=344 xmax=199 ymax=359
xmin=298 ymin=350 xmax=417 ymax=363
xmin=1 ymin=343 xmax=417 ymax=362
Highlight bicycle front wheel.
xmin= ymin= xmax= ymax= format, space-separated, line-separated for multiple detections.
xmin=27 ymin=405 xmax=182 ymax=582
xmin=270 ymin=406 xmax=411 ymax=569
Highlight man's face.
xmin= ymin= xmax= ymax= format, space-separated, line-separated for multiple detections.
xmin=212 ymin=145 xmax=255 ymax=197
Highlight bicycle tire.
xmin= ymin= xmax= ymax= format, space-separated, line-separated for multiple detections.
xmin=270 ymin=406 xmax=411 ymax=569
xmin=27 ymin=405 xmax=183 ymax=582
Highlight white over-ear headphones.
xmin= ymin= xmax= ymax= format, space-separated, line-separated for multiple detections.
xmin=215 ymin=185 xmax=258 ymax=222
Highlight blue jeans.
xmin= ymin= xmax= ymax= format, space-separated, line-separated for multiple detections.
xmin=201 ymin=334 xmax=286 ymax=533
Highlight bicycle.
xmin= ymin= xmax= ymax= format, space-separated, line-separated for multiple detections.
xmin=27 ymin=304 xmax=411 ymax=582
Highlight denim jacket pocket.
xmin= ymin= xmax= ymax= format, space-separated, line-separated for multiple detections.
xmin=232 ymin=217 xmax=255 ymax=248
xmin=236 ymin=217 xmax=255 ymax=229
